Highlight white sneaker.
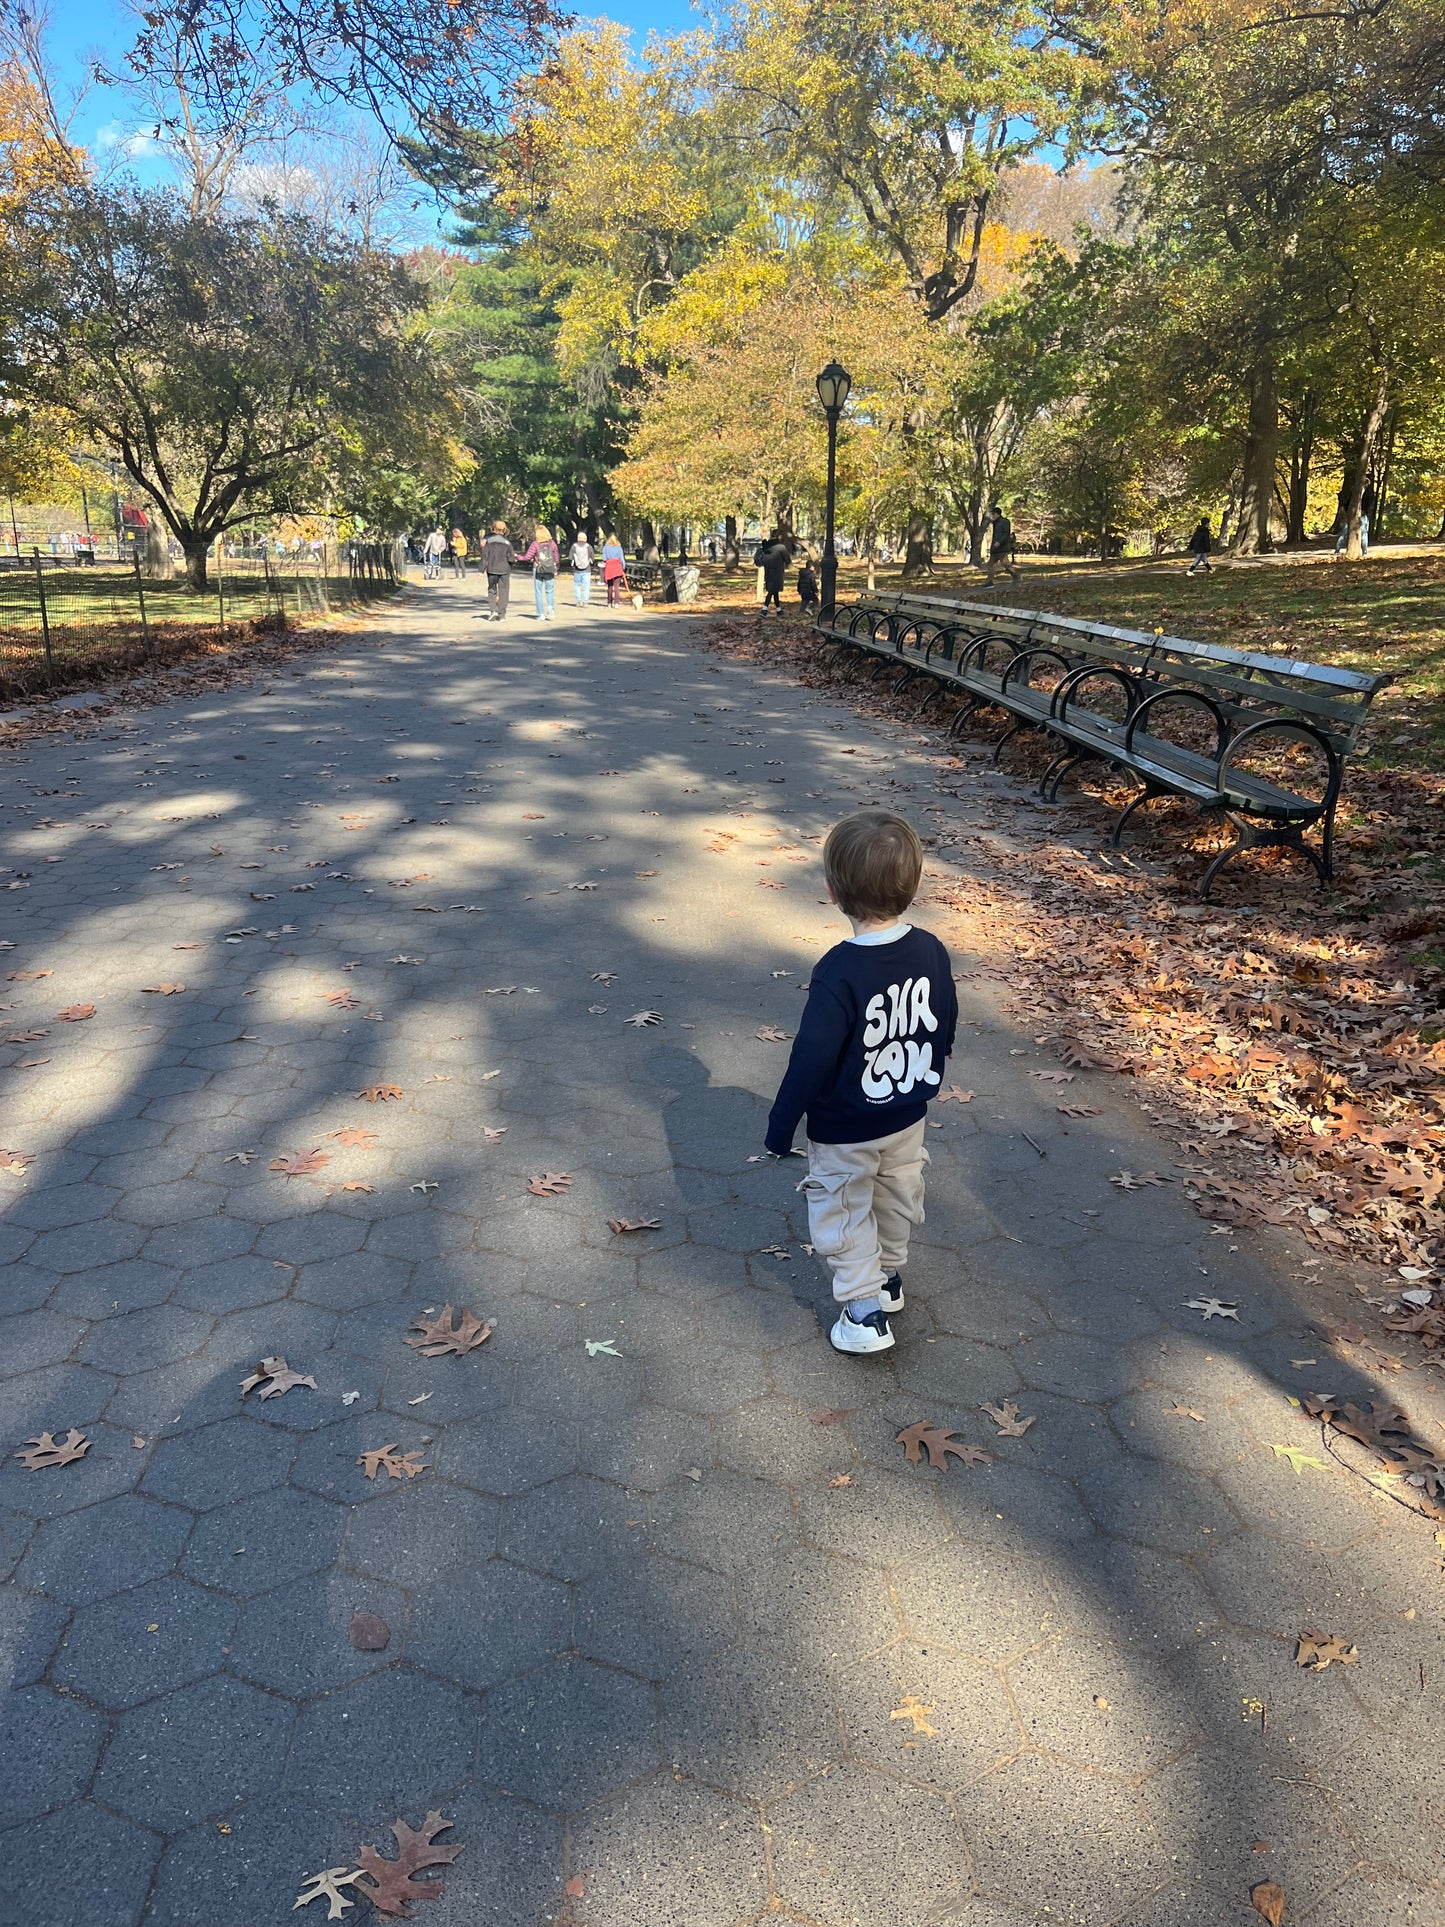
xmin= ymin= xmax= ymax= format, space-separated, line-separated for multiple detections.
xmin=879 ymin=1272 xmax=904 ymax=1314
xmin=829 ymin=1306 xmax=895 ymax=1355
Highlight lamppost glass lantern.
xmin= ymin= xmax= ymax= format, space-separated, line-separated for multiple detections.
xmin=815 ymin=362 xmax=851 ymax=614
xmin=815 ymin=361 xmax=852 ymax=416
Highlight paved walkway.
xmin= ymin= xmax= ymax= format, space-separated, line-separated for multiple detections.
xmin=0 ymin=579 xmax=1439 ymax=1927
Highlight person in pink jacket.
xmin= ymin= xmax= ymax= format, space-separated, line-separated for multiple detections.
xmin=519 ymin=525 xmax=560 ymax=620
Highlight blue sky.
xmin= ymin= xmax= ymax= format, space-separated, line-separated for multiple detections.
xmin=57 ymin=0 xmax=703 ymax=157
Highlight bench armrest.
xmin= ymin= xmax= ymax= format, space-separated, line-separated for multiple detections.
xmin=1124 ymin=686 xmax=1230 ymax=760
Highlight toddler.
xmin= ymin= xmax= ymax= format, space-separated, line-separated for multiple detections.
xmin=766 ymin=810 xmax=957 ymax=1354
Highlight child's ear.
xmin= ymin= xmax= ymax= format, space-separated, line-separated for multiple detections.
xmin=825 ymin=883 xmax=837 ymax=906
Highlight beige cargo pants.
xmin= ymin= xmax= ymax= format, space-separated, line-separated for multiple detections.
xmin=800 ymin=1119 xmax=929 ymax=1303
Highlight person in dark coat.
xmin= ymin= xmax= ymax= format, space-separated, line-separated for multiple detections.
xmin=759 ymin=531 xmax=790 ymax=612
xmin=797 ymin=559 xmax=819 ymax=613
xmin=1187 ymin=517 xmax=1214 ymax=574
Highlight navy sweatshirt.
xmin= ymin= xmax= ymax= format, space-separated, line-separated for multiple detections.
xmin=765 ymin=926 xmax=958 ymax=1153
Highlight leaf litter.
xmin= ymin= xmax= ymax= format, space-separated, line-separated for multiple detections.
xmin=18 ymin=1429 xmax=90 ymax=1469
xmin=403 ymin=1307 xmax=493 ymax=1357
xmin=240 ymin=1357 xmax=317 ymax=1400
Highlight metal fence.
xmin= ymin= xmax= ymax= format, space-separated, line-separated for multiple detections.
xmin=0 ymin=540 xmax=402 ymax=699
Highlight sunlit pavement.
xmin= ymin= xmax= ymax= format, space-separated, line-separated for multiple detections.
xmin=0 ymin=577 xmax=1439 ymax=1927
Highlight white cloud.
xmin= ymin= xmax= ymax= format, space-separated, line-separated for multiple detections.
xmin=94 ymin=119 xmax=165 ymax=159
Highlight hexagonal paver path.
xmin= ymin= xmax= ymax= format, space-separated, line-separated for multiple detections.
xmin=0 ymin=580 xmax=1439 ymax=1927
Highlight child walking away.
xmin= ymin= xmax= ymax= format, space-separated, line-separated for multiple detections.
xmin=765 ymin=811 xmax=957 ymax=1355
xmin=1187 ymin=516 xmax=1213 ymax=573
xmin=797 ymin=559 xmax=819 ymax=614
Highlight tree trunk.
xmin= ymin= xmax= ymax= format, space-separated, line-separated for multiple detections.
xmin=1344 ymin=364 xmax=1389 ymax=559
xmin=640 ymin=520 xmax=660 ymax=565
xmin=141 ymin=522 xmax=172 ymax=581
xmin=723 ymin=514 xmax=740 ymax=572
xmin=1375 ymin=405 xmax=1397 ymax=540
xmin=900 ymin=511 xmax=934 ymax=579
xmin=1232 ymin=359 xmax=1279 ymax=554
xmin=1284 ymin=393 xmax=1315 ymax=546
xmin=182 ymin=535 xmax=210 ymax=591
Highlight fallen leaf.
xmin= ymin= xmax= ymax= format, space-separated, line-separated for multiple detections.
xmin=624 ymin=1010 xmax=663 ymax=1027
xmin=56 ymin=1003 xmax=95 ymax=1021
xmin=810 ymin=1408 xmax=849 ymax=1427
xmin=759 ymin=1242 xmax=792 ymax=1259
xmin=409 ymin=1179 xmax=439 ymax=1195
xmin=1295 ymin=1631 xmax=1357 ymax=1671
xmin=1109 ymin=1169 xmax=1168 ymax=1190
xmin=330 ymin=1128 xmax=378 ymax=1147
xmin=527 ymin=1172 xmax=573 ymax=1196
xmin=172 ymin=942 xmax=201 ymax=951
xmin=294 ymin=1867 xmax=364 ymax=1919
xmin=585 ymin=1338 xmax=622 ymax=1357
xmin=270 ymin=1148 xmax=331 ymax=1177
xmin=341 ymin=1182 xmax=375 ymax=1194
xmin=404 ymin=1307 xmax=494 ymax=1357
xmin=982 ymin=1400 xmax=1036 ymax=1437
xmin=896 ymin=1422 xmax=991 ymax=1471
xmin=1166 ymin=1403 xmax=1206 ymax=1422
xmin=755 ymin=1025 xmax=790 ymax=1043
xmin=6 ymin=969 xmax=51 ymax=980
xmin=223 ymin=1149 xmax=258 ymax=1164
xmin=349 ymin=1612 xmax=392 ymax=1651
xmin=240 ymin=1356 xmax=318 ymax=1400
xmin=829 ymin=1473 xmax=854 ymax=1487
xmin=1271 ymin=1443 xmax=1330 ymax=1476
xmin=564 ymin=1875 xmax=587 ymax=1900
xmin=0 ymin=1149 xmax=35 ymax=1174
xmin=1029 ymin=1069 xmax=1073 ymax=1084
xmin=570 ymin=881 xmax=597 ymax=892
xmin=357 ymin=1084 xmax=403 ymax=1102
xmin=481 ymin=1127 xmax=507 ymax=1144
xmin=1057 ymin=1104 xmax=1101 ymax=1117
xmin=357 ymin=1444 xmax=429 ymax=1481
xmin=141 ymin=983 xmax=185 ymax=995
xmin=889 ymin=1694 xmax=938 ymax=1737
xmin=1250 ymin=1881 xmax=1286 ymax=1927
xmin=351 ymin=1812 xmax=464 ymax=1919
xmin=937 ymin=1086 xmax=974 ymax=1103
xmin=5 ymin=1030 xmax=47 ymax=1043
xmin=591 ymin=971 xmax=616 ymax=984
xmin=607 ymin=1216 xmax=662 ymax=1234
xmin=18 ymin=1429 xmax=90 ymax=1470
xmin=1186 ymin=1296 xmax=1240 ymax=1321
xmin=1093 ymin=1694 xmax=1110 ymax=1709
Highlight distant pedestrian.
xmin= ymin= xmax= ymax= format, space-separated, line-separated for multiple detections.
xmin=601 ymin=532 xmax=627 ymax=608
xmin=481 ymin=521 xmax=515 ymax=620
xmin=759 ymin=530 xmax=790 ymax=612
xmin=570 ymin=532 xmax=594 ymax=605
xmin=983 ymin=505 xmax=1019 ymax=583
xmin=520 ymin=525 xmax=560 ymax=620
xmin=422 ymin=526 xmax=445 ymax=580
xmin=1187 ymin=517 xmax=1214 ymax=573
xmin=1334 ymin=512 xmax=1370 ymax=555
xmin=797 ymin=559 xmax=819 ymax=614
xmin=450 ymin=527 xmax=469 ymax=578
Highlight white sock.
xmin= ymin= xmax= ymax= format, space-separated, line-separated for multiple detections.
xmin=847 ymin=1295 xmax=883 ymax=1321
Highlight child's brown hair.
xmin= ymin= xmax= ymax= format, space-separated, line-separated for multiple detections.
xmin=823 ymin=810 xmax=923 ymax=922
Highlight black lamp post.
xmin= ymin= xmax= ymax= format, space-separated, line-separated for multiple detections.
xmin=815 ymin=360 xmax=851 ymax=612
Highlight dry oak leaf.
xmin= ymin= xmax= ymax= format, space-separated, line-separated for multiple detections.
xmin=6 ymin=969 xmax=52 ymax=980
xmin=340 ymin=1182 xmax=374 ymax=1194
xmin=1166 ymin=1403 xmax=1206 ymax=1422
xmin=982 ymin=1400 xmax=1036 ymax=1437
xmin=1250 ymin=1881 xmax=1286 ymax=1927
xmin=1029 ymin=1069 xmax=1073 ymax=1084
xmin=1295 ymin=1631 xmax=1357 ymax=1671
xmin=329 ymin=1128 xmax=378 ymax=1148
xmin=1110 ymin=1170 xmax=1168 ymax=1190
xmin=325 ymin=990 xmax=359 ymax=1010
xmin=1059 ymin=1039 xmax=1116 ymax=1070
xmin=937 ymin=1086 xmax=975 ymax=1103
xmin=897 ymin=1422 xmax=992 ymax=1471
xmin=18 ymin=1429 xmax=90 ymax=1470
xmin=1057 ymin=1104 xmax=1101 ymax=1117
xmin=1271 ymin=1443 xmax=1330 ymax=1476
xmin=141 ymin=983 xmax=185 ymax=995
xmin=240 ymin=1356 xmax=318 ymax=1400
xmin=481 ymin=1127 xmax=507 ymax=1145
xmin=357 ymin=1084 xmax=403 ymax=1102
xmin=1187 ymin=1297 xmax=1239 ymax=1321
xmin=608 ymin=1216 xmax=662 ymax=1234
xmin=755 ymin=1024 xmax=791 ymax=1043
xmin=564 ymin=1875 xmax=587 ymax=1900
xmin=294 ymin=1867 xmax=364 ymax=1919
xmin=527 ymin=1172 xmax=573 ymax=1197
xmin=351 ymin=1810 xmax=464 ymax=1919
xmin=357 ymin=1444 xmax=429 ymax=1481
xmin=56 ymin=1003 xmax=96 ymax=1021
xmin=889 ymin=1694 xmax=939 ymax=1738
xmin=404 ymin=1306 xmax=494 ymax=1357
xmin=624 ymin=1010 xmax=663 ymax=1028
xmin=270 ymin=1148 xmax=331 ymax=1178
xmin=0 ymin=1149 xmax=35 ymax=1175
